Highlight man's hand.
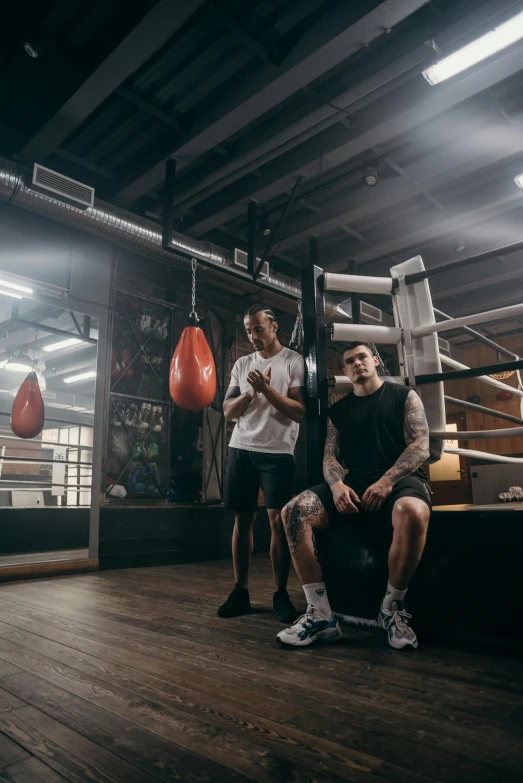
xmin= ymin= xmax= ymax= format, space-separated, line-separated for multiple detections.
xmin=247 ymin=366 xmax=272 ymax=394
xmin=361 ymin=477 xmax=394 ymax=513
xmin=331 ymin=481 xmax=360 ymax=514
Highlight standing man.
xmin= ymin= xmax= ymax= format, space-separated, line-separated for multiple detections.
xmin=218 ymin=304 xmax=305 ymax=622
xmin=278 ymin=342 xmax=432 ymax=649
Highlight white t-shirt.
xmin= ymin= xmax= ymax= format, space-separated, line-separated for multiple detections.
xmin=228 ymin=347 xmax=304 ymax=455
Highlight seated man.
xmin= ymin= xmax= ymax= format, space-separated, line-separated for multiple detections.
xmin=277 ymin=342 xmax=432 ymax=650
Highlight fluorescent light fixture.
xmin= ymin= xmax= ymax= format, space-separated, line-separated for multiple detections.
xmin=6 ymin=362 xmax=33 ymax=373
xmin=4 ymin=354 xmax=33 ymax=373
xmin=0 ymin=278 xmax=33 ymax=294
xmin=63 ymin=370 xmax=96 ymax=384
xmin=0 ymin=289 xmax=23 ymax=299
xmin=43 ymin=337 xmax=82 ymax=353
xmin=423 ymin=10 xmax=523 ymax=85
xmin=515 ymin=173 xmax=523 ymax=189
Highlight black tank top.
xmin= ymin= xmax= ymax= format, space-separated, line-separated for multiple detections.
xmin=328 ymin=382 xmax=427 ymax=486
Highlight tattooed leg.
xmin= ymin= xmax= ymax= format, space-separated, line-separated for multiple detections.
xmin=282 ymin=490 xmax=329 ymax=585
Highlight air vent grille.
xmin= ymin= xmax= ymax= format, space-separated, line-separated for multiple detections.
xmin=234 ymin=248 xmax=269 ymax=278
xmin=360 ymin=301 xmax=382 ymax=323
xmin=32 ymin=164 xmax=94 ymax=209
xmin=438 ymin=337 xmax=451 ymax=354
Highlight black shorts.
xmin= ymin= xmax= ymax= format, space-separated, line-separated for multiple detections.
xmin=224 ymin=448 xmax=295 ymax=512
xmin=310 ymin=475 xmax=432 ymax=529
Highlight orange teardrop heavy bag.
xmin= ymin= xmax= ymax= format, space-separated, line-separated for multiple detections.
xmin=169 ymin=321 xmax=216 ymax=411
xmin=10 ymin=371 xmax=45 ymax=439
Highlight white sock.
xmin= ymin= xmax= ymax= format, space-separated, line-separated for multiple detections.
xmin=382 ymin=581 xmax=407 ymax=611
xmin=303 ymin=582 xmax=333 ymax=619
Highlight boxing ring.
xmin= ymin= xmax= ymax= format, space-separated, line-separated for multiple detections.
xmin=300 ymin=245 xmax=523 ymax=645
xmin=302 ymin=251 xmax=523 ymax=484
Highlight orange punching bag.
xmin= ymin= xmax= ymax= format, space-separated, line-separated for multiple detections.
xmin=11 ymin=371 xmax=45 ymax=439
xmin=169 ymin=260 xmax=216 ymax=411
xmin=170 ymin=313 xmax=216 ymax=410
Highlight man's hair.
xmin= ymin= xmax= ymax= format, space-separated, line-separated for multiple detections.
xmin=341 ymin=342 xmax=375 ymax=357
xmin=341 ymin=342 xmax=386 ymax=375
xmin=244 ymin=303 xmax=277 ymax=323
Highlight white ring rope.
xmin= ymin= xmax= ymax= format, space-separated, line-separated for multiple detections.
xmin=440 ymin=354 xmax=523 ymax=398
xmin=445 ymin=447 xmax=523 ymax=464
xmin=432 ymin=427 xmax=523 ymax=440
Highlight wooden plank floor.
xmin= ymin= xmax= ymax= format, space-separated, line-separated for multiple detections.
xmin=0 ymin=557 xmax=521 ymax=783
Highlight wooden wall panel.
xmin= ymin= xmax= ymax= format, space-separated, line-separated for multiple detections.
xmin=445 ymin=335 xmax=523 ymax=454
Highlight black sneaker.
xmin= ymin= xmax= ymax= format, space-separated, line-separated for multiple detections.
xmin=273 ymin=589 xmax=300 ymax=624
xmin=217 ymin=585 xmax=251 ymax=618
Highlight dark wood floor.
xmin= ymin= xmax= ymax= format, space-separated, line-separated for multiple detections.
xmin=0 ymin=557 xmax=521 ymax=783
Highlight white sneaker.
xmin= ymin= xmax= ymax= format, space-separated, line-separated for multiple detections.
xmin=378 ymin=600 xmax=418 ymax=650
xmin=276 ymin=607 xmax=342 ymax=647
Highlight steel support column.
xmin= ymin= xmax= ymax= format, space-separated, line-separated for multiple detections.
xmin=302 ymin=237 xmax=328 ymax=485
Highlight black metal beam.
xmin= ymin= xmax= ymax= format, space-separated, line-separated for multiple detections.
xmin=115 ymin=87 xmax=181 ymax=130
xmin=168 ymin=0 xmax=511 ymax=220
xmin=161 ymin=164 xmax=300 ymax=300
xmin=253 ymin=176 xmax=302 ymax=281
xmin=433 ymin=308 xmax=519 ymax=360
xmin=21 ymin=1 xmax=205 ymax=162
xmin=416 ymin=359 xmax=523 ymax=386
xmin=302 ymin=238 xmax=328 ymax=485
xmin=399 ymin=239 xmax=523 ymax=288
xmin=207 ymin=1 xmax=277 ymax=67
xmin=114 ymin=0 xmax=429 ymax=207
xmin=247 ymin=200 xmax=258 ymax=276
xmin=186 ymin=22 xmax=523 ymax=237
xmin=348 ymin=260 xmax=360 ymax=324
xmin=69 ymin=311 xmax=83 ymax=338
xmin=277 ymin=118 xmax=523 ymax=252
xmin=11 ymin=318 xmax=97 ymax=345
xmin=162 ymin=158 xmax=177 ymax=247
xmin=445 ymin=395 xmax=523 ymax=427
xmin=53 ymin=149 xmax=115 ymax=180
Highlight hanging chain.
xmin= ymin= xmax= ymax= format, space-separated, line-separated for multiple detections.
xmin=32 ymin=329 xmax=38 ymax=367
xmin=190 ymin=258 xmax=197 ymax=318
xmin=290 ymin=300 xmax=303 ymax=351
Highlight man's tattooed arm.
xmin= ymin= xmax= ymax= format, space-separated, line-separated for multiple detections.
xmin=383 ymin=390 xmax=430 ymax=485
xmin=323 ymin=418 xmax=346 ymax=487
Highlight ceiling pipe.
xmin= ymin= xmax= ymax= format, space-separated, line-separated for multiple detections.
xmin=0 ymin=158 xmax=302 ymax=293
xmin=0 ymin=157 xmax=355 ymax=321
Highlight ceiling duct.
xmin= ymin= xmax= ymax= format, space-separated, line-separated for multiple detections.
xmin=0 ymin=158 xmax=369 ymax=322
xmin=0 ymin=158 xmax=300 ymax=297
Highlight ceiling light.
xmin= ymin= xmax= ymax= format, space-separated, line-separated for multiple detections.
xmin=63 ymin=370 xmax=96 ymax=384
xmin=259 ymin=216 xmax=272 ymax=236
xmin=23 ymin=42 xmax=39 ymax=59
xmin=0 ymin=278 xmax=33 ymax=294
xmin=363 ymin=167 xmax=379 ymax=187
xmin=4 ymin=354 xmax=33 ymax=373
xmin=515 ymin=173 xmax=523 ymax=189
xmin=0 ymin=289 xmax=23 ymax=299
xmin=423 ymin=10 xmax=523 ymax=85
xmin=43 ymin=337 xmax=82 ymax=353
